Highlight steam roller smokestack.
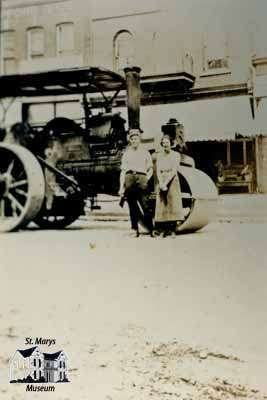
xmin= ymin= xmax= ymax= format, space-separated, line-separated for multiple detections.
xmin=124 ymin=66 xmax=142 ymax=131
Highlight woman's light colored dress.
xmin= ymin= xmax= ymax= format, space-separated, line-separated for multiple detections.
xmin=155 ymin=150 xmax=183 ymax=223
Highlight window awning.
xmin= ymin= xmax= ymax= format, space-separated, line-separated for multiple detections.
xmin=134 ymin=96 xmax=262 ymax=142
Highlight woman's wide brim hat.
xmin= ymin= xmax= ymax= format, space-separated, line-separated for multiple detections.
xmin=166 ymin=118 xmax=184 ymax=127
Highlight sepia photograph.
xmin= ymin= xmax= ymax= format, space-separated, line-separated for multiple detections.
xmin=0 ymin=0 xmax=267 ymax=398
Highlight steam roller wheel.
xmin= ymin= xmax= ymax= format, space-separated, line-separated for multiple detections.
xmin=34 ymin=190 xmax=84 ymax=229
xmin=138 ymin=167 xmax=218 ymax=234
xmin=177 ymin=166 xmax=218 ymax=233
xmin=0 ymin=143 xmax=45 ymax=232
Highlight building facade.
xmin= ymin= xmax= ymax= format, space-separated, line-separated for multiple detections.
xmin=1 ymin=0 xmax=256 ymax=84
xmin=10 ymin=346 xmax=68 ymax=383
xmin=43 ymin=350 xmax=68 ymax=382
xmin=1 ymin=0 xmax=267 ymax=192
xmin=10 ymin=347 xmax=45 ymax=382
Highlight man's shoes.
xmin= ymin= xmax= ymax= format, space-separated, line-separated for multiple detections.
xmin=170 ymin=231 xmax=176 ymax=238
xmin=130 ymin=229 xmax=140 ymax=238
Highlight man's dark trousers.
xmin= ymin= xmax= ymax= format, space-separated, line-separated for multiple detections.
xmin=124 ymin=172 xmax=153 ymax=231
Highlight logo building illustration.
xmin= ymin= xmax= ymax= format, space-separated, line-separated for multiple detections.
xmin=9 ymin=346 xmax=69 ymax=383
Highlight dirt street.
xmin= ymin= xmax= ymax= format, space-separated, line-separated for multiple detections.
xmin=0 ymin=215 xmax=266 ymax=399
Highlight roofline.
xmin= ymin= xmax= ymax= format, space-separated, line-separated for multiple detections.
xmin=92 ymin=9 xmax=161 ymax=22
xmin=3 ymin=0 xmax=70 ymax=10
xmin=17 ymin=346 xmax=38 ymax=358
xmin=43 ymin=350 xmax=64 ymax=356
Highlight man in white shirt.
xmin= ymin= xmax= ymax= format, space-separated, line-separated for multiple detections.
xmin=119 ymin=129 xmax=154 ymax=237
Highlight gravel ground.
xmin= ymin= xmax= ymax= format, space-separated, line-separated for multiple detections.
xmin=0 ymin=195 xmax=266 ymax=399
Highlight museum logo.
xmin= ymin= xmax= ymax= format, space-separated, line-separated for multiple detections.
xmin=9 ymin=341 xmax=70 ymax=392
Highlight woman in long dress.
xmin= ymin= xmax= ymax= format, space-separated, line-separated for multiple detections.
xmin=154 ymin=135 xmax=184 ymax=237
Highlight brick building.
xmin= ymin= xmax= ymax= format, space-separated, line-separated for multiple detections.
xmin=1 ymin=0 xmax=255 ymax=85
xmin=1 ymin=0 xmax=267 ymax=191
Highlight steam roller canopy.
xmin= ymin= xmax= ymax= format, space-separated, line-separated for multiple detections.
xmin=0 ymin=144 xmax=45 ymax=232
xmin=0 ymin=67 xmax=125 ymax=98
xmin=178 ymin=166 xmax=218 ymax=233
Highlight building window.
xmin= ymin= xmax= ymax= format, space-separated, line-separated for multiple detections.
xmin=202 ymin=28 xmax=230 ymax=74
xmin=39 ymin=359 xmax=41 ymax=367
xmin=1 ymin=30 xmax=16 ymax=74
xmin=27 ymin=27 xmax=45 ymax=58
xmin=2 ymin=30 xmax=15 ymax=58
xmin=56 ymin=22 xmax=74 ymax=55
xmin=3 ymin=58 xmax=16 ymax=74
xmin=113 ymin=30 xmax=134 ymax=73
xmin=34 ymin=371 xmax=37 ymax=380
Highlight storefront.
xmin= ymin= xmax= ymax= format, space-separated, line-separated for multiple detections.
xmin=136 ymin=97 xmax=261 ymax=194
xmin=186 ymin=136 xmax=256 ymax=193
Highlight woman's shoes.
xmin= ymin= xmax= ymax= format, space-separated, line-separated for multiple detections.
xmin=151 ymin=230 xmax=160 ymax=238
xmin=147 ymin=229 xmax=163 ymax=238
xmin=129 ymin=229 xmax=176 ymax=239
xmin=159 ymin=230 xmax=176 ymax=238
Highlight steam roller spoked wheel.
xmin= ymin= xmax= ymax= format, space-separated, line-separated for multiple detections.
xmin=34 ymin=189 xmax=85 ymax=229
xmin=34 ymin=201 xmax=83 ymax=229
xmin=34 ymin=214 xmax=81 ymax=229
xmin=0 ymin=143 xmax=45 ymax=232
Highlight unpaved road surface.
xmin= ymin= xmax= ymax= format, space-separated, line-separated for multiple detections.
xmin=0 ymin=215 xmax=266 ymax=399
